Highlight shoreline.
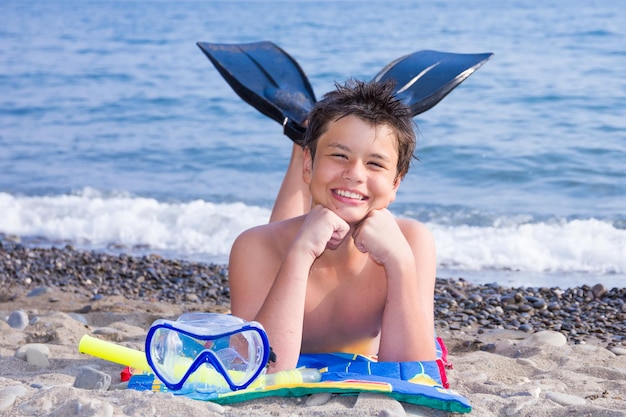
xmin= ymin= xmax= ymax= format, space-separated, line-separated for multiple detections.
xmin=2 ymin=242 xmax=624 ymax=347
xmin=1 ymin=242 xmax=625 ymax=416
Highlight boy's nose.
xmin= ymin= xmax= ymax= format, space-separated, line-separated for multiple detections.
xmin=343 ymin=160 xmax=367 ymax=182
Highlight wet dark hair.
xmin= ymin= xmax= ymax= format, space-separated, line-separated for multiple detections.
xmin=303 ymin=79 xmax=416 ymax=179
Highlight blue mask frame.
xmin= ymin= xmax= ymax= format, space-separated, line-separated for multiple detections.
xmin=145 ymin=316 xmax=270 ymax=392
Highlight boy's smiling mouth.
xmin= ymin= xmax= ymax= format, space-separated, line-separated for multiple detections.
xmin=333 ymin=189 xmax=368 ymax=201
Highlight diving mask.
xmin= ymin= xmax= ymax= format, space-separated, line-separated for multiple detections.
xmin=145 ymin=312 xmax=270 ymax=392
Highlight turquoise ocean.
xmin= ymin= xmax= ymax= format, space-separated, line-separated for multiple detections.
xmin=1 ymin=1 xmax=625 ymax=288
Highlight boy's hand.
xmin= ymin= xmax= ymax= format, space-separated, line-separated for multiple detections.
xmin=352 ymin=208 xmax=411 ymax=266
xmin=295 ymin=205 xmax=350 ymax=259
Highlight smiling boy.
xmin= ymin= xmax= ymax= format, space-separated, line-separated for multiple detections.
xmin=228 ymin=80 xmax=437 ymax=372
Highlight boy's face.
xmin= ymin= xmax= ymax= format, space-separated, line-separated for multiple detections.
xmin=303 ymin=115 xmax=401 ymax=225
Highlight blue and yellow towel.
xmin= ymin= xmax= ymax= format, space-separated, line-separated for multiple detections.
xmin=128 ymin=337 xmax=470 ymax=413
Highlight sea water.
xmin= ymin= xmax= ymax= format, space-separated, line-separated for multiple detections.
xmin=1 ymin=0 xmax=625 ymax=288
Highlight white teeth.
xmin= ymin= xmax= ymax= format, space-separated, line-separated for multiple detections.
xmin=335 ymin=189 xmax=364 ymax=200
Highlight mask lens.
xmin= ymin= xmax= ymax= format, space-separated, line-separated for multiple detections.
xmin=146 ymin=318 xmax=268 ymax=392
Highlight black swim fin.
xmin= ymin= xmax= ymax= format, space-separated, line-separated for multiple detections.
xmin=197 ymin=41 xmax=315 ymax=143
xmin=197 ymin=41 xmax=492 ymax=145
xmin=373 ymin=50 xmax=493 ymax=116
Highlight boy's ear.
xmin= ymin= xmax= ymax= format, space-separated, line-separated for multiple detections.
xmin=303 ymin=148 xmax=313 ymax=184
xmin=389 ymin=176 xmax=402 ymax=203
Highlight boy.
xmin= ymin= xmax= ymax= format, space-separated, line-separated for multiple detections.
xmin=228 ymin=79 xmax=437 ymax=372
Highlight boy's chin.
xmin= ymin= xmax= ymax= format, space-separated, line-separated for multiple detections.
xmin=333 ymin=208 xmax=369 ymax=226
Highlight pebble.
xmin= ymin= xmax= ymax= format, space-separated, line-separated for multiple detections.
xmin=0 ymin=242 xmax=231 ymax=307
xmin=1 ymin=385 xmax=28 ymax=397
xmin=305 ymin=392 xmax=333 ymax=406
xmin=433 ymin=277 xmax=626 ymax=347
xmin=610 ymin=347 xmax=626 ymax=356
xmin=504 ymin=396 xmax=538 ymax=416
xmin=592 ymin=283 xmax=607 ymax=298
xmin=92 ymin=327 xmax=119 ymax=336
xmin=379 ymin=409 xmax=406 ymax=417
xmin=56 ymin=398 xmax=114 ymax=417
xmin=527 ymin=331 xmax=567 ymax=347
xmin=516 ymin=358 xmax=537 ymax=368
xmin=0 ymin=392 xmax=16 ymax=411
xmin=27 ymin=286 xmax=50 ymax=297
xmin=7 ymin=310 xmax=29 ymax=330
xmin=0 ymin=243 xmax=622 ymax=417
xmin=67 ymin=312 xmax=89 ymax=325
xmin=1 ymin=242 xmax=624 ymax=349
xmin=205 ymin=401 xmax=227 ymax=414
xmin=545 ymin=391 xmax=587 ymax=406
xmin=15 ymin=344 xmax=50 ymax=367
xmin=26 ymin=347 xmax=50 ymax=367
xmin=73 ymin=366 xmax=112 ymax=391
xmin=454 ymin=371 xmax=489 ymax=384
xmin=0 ymin=385 xmax=28 ymax=411
xmin=19 ymin=397 xmax=53 ymax=415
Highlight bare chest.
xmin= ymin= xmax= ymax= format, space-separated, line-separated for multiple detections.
xmin=301 ymin=261 xmax=387 ymax=354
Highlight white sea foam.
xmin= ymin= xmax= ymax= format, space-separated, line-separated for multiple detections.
xmin=1 ymin=190 xmax=624 ymax=287
xmin=0 ymin=189 xmax=270 ymax=261
xmin=432 ymin=218 xmax=626 ymax=276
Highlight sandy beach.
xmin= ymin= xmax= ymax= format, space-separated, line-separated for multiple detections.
xmin=1 ymin=243 xmax=625 ymax=416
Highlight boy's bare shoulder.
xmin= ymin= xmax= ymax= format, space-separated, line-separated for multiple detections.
xmin=396 ymin=217 xmax=435 ymax=242
xmin=233 ymin=216 xmax=304 ymax=253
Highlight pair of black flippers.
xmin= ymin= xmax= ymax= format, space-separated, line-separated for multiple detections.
xmin=197 ymin=41 xmax=492 ymax=145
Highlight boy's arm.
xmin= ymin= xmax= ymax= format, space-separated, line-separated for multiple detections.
xmin=229 ymin=227 xmax=310 ymax=371
xmin=269 ymin=144 xmax=311 ymax=222
xmin=228 ymin=227 xmax=279 ymax=323
xmin=353 ymin=211 xmax=437 ymax=362
xmin=230 ymin=207 xmax=350 ymax=372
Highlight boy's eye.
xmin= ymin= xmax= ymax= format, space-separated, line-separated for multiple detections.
xmin=368 ymin=161 xmax=385 ymax=169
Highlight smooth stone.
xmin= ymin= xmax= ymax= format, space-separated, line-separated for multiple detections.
xmin=306 ymin=392 xmax=333 ymax=406
xmin=26 ymin=286 xmax=50 ymax=297
xmin=0 ymin=385 xmax=28 ymax=397
xmin=70 ymin=398 xmax=114 ymax=417
xmin=610 ymin=347 xmax=626 ymax=356
xmin=109 ymin=381 xmax=129 ymax=391
xmin=19 ymin=396 xmax=53 ymax=414
xmin=592 ymin=283 xmax=607 ymax=298
xmin=545 ymin=391 xmax=586 ymax=406
xmin=92 ymin=327 xmax=119 ymax=336
xmin=579 ymin=344 xmax=598 ymax=352
xmin=185 ymin=293 xmax=199 ymax=302
xmin=15 ymin=344 xmax=50 ymax=361
xmin=7 ymin=310 xmax=29 ymax=330
xmin=0 ymin=392 xmax=17 ymax=411
xmin=379 ymin=408 xmax=406 ymax=417
xmin=504 ymin=397 xmax=538 ymax=416
xmin=494 ymin=339 xmax=515 ymax=354
xmin=205 ymin=400 xmax=226 ymax=414
xmin=67 ymin=313 xmax=88 ymax=325
xmin=26 ymin=348 xmax=50 ymax=367
xmin=527 ymin=330 xmax=566 ymax=347
xmin=547 ymin=301 xmax=561 ymax=311
xmin=528 ymin=386 xmax=541 ymax=398
xmin=516 ymin=358 xmax=537 ymax=368
xmin=73 ymin=366 xmax=112 ymax=391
